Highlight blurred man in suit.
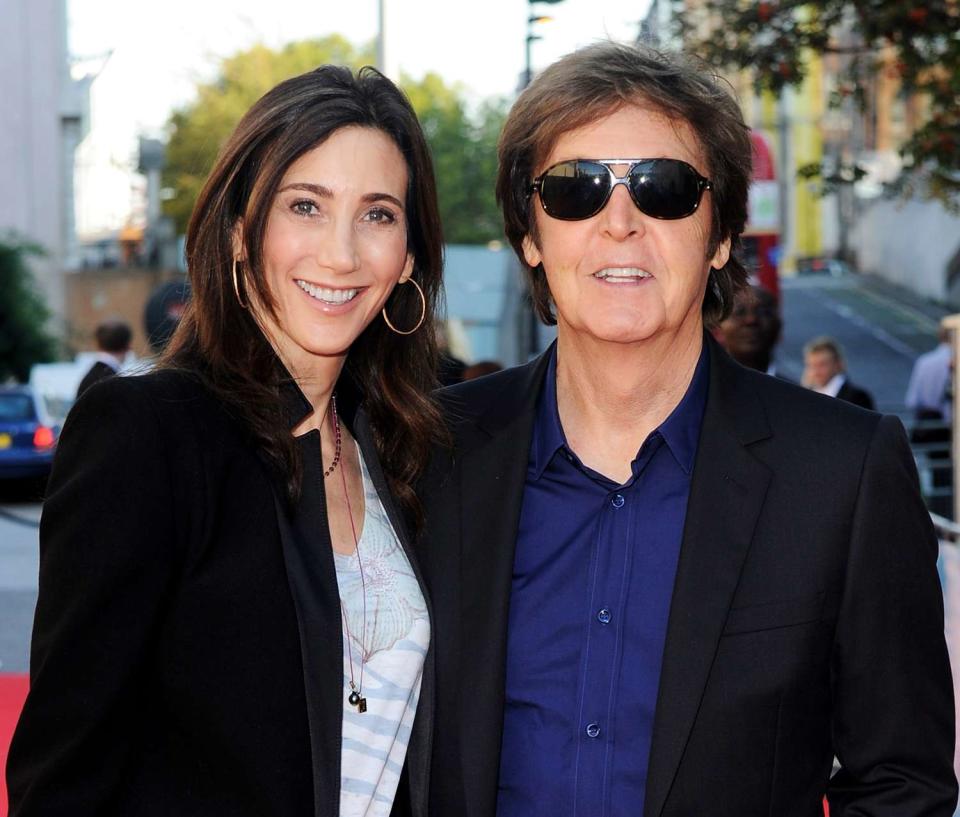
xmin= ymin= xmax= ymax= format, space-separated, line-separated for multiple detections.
xmin=76 ymin=320 xmax=131 ymax=398
xmin=802 ymin=335 xmax=875 ymax=410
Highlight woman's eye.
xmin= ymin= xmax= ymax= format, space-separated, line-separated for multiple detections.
xmin=365 ymin=207 xmax=397 ymax=224
xmin=291 ymin=199 xmax=319 ymax=216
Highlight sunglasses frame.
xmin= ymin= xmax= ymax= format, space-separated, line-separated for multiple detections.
xmin=530 ymin=158 xmax=714 ymax=222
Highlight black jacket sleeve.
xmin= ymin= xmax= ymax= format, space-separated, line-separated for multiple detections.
xmin=6 ymin=377 xmax=184 ymax=815
xmin=828 ymin=414 xmax=957 ymax=814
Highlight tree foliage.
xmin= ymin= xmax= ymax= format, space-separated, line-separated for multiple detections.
xmin=0 ymin=237 xmax=57 ymax=383
xmin=163 ymin=40 xmax=505 ymax=244
xmin=676 ymin=0 xmax=960 ymax=205
xmin=163 ymin=36 xmax=373 ymax=234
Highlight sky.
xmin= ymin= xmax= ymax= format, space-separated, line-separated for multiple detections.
xmin=67 ymin=0 xmax=650 ymax=236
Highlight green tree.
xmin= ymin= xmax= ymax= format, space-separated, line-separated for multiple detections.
xmin=163 ymin=36 xmax=374 ymax=233
xmin=0 ymin=237 xmax=57 ymax=383
xmin=404 ymin=73 xmax=506 ymax=243
xmin=163 ymin=41 xmax=506 ymax=244
xmin=675 ymin=0 xmax=960 ymax=206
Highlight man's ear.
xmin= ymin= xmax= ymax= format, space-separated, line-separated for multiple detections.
xmin=522 ymin=235 xmax=542 ymax=269
xmin=710 ymin=235 xmax=731 ymax=271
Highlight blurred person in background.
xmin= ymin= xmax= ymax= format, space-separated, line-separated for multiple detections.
xmin=7 ymin=64 xmax=442 ymax=817
xmin=416 ymin=41 xmax=955 ymax=817
xmin=713 ymin=284 xmax=787 ymax=377
xmin=802 ymin=335 xmax=875 ymax=410
xmin=906 ymin=326 xmax=953 ymax=425
xmin=75 ymin=319 xmax=132 ymax=398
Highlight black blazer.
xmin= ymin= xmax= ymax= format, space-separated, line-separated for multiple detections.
xmin=6 ymin=369 xmax=433 ymax=817
xmin=837 ymin=378 xmax=876 ymax=411
xmin=76 ymin=360 xmax=118 ymax=399
xmin=416 ymin=337 xmax=956 ymax=817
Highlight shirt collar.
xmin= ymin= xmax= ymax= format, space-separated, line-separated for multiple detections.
xmin=817 ymin=373 xmax=846 ymax=398
xmin=530 ymin=341 xmax=709 ymax=480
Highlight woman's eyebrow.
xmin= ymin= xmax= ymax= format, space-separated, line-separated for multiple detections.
xmin=278 ymin=182 xmax=333 ymax=197
xmin=277 ymin=184 xmax=403 ymax=209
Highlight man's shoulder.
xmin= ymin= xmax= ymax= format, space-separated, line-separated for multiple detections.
xmin=726 ymin=361 xmax=882 ymax=439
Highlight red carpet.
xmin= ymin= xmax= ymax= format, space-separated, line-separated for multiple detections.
xmin=0 ymin=674 xmax=28 ymax=817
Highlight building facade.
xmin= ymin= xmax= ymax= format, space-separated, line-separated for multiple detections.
xmin=0 ymin=0 xmax=88 ymax=323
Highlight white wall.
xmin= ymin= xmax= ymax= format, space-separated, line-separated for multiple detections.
xmin=0 ymin=0 xmax=75 ymax=321
xmin=852 ymin=196 xmax=960 ymax=305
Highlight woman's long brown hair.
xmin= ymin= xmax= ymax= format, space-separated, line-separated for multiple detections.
xmin=162 ymin=65 xmax=443 ymax=527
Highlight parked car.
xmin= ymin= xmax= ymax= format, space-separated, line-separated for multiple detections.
xmin=0 ymin=386 xmax=60 ymax=480
xmin=795 ymin=256 xmax=854 ymax=277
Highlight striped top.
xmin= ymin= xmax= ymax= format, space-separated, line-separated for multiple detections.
xmin=333 ymin=448 xmax=429 ymax=817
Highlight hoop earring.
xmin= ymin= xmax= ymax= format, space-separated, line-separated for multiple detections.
xmin=382 ymin=278 xmax=426 ymax=335
xmin=232 ymin=258 xmax=248 ymax=309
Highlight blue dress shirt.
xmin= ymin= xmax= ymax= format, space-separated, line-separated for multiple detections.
xmin=497 ymin=344 xmax=709 ymax=817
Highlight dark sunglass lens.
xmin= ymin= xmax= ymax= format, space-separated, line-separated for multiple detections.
xmin=540 ymin=161 xmax=610 ymax=219
xmin=629 ymin=160 xmax=702 ymax=219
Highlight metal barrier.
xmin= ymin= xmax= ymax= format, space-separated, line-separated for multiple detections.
xmin=911 ymin=420 xmax=953 ymax=520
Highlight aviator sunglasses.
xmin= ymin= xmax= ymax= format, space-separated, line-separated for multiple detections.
xmin=530 ymin=158 xmax=713 ymax=221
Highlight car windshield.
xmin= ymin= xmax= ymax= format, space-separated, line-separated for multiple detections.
xmin=0 ymin=395 xmax=35 ymax=421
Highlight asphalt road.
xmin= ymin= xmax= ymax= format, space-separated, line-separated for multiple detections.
xmin=0 ymin=502 xmax=40 ymax=673
xmin=0 ymin=272 xmax=952 ymax=674
xmin=778 ymin=274 xmax=949 ymax=416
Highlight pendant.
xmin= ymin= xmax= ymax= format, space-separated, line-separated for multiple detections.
xmin=348 ymin=690 xmax=367 ymax=713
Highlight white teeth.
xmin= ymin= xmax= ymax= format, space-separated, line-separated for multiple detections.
xmin=594 ymin=267 xmax=653 ymax=281
xmin=296 ymin=279 xmax=359 ymax=304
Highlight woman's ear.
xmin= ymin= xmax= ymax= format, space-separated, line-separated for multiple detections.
xmin=399 ymin=252 xmax=415 ymax=284
xmin=231 ymin=220 xmax=245 ymax=262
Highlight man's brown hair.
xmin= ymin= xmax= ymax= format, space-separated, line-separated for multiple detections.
xmin=496 ymin=42 xmax=753 ymax=326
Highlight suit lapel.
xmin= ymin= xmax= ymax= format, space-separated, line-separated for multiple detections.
xmin=644 ymin=341 xmax=773 ymax=817
xmin=273 ymin=432 xmax=343 ymax=817
xmin=455 ymin=352 xmax=552 ymax=817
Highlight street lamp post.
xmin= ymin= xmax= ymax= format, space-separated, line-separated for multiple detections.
xmin=524 ymin=0 xmax=565 ymax=89
xmin=520 ymin=0 xmax=565 ymax=359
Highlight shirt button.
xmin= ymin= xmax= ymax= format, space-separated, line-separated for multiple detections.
xmin=586 ymin=722 xmax=601 ymax=738
xmin=611 ymin=494 xmax=625 ymax=509
xmin=597 ymin=608 xmax=612 ymax=624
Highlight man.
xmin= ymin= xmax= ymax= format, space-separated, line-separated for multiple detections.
xmin=414 ymin=42 xmax=955 ymax=817
xmin=76 ymin=319 xmax=132 ymax=398
xmin=714 ymin=283 xmax=786 ymax=376
xmin=906 ymin=327 xmax=953 ymax=424
xmin=802 ymin=335 xmax=875 ymax=410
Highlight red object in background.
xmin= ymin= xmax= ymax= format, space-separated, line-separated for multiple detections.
xmin=744 ymin=130 xmax=781 ymax=301
xmin=32 ymin=426 xmax=55 ymax=449
xmin=0 ymin=674 xmax=29 ymax=816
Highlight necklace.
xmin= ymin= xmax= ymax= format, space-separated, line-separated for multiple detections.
xmin=336 ymin=423 xmax=368 ymax=714
xmin=323 ymin=395 xmax=342 ymax=479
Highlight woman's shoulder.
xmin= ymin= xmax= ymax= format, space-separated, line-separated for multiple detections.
xmin=65 ymin=365 xmax=232 ymax=448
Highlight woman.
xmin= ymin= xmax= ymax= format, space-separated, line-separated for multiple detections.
xmin=7 ymin=65 xmax=442 ymax=817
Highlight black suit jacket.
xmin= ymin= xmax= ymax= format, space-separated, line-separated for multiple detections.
xmin=7 ymin=370 xmax=433 ymax=817
xmin=416 ymin=337 xmax=956 ymax=817
xmin=837 ymin=378 xmax=876 ymax=411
